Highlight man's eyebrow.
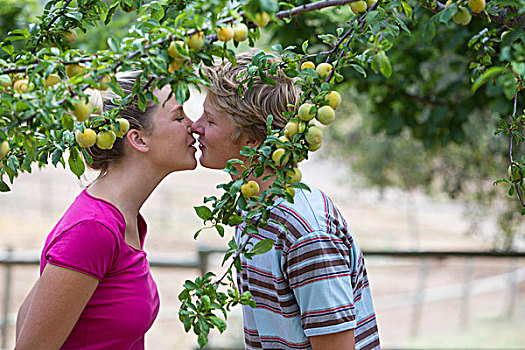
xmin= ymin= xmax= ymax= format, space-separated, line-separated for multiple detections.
xmin=170 ymin=105 xmax=183 ymax=113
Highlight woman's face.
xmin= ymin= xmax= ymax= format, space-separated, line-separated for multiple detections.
xmin=145 ymin=86 xmax=197 ymax=173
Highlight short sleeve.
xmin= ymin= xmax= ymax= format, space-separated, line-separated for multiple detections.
xmin=44 ymin=220 xmax=119 ymax=281
xmin=285 ymin=230 xmax=357 ymax=337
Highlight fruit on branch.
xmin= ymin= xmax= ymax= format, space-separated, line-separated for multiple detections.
xmin=241 ymin=180 xmax=260 ymax=199
xmin=350 ymin=0 xmax=368 ymax=14
xmin=277 ymin=135 xmax=290 ymax=149
xmin=72 ymin=100 xmax=94 ymax=122
xmin=508 ymin=164 xmax=523 ymax=182
xmin=75 ymin=128 xmax=97 ymax=147
xmin=96 ymin=130 xmax=117 ymax=150
xmin=65 ymin=64 xmax=86 ymax=78
xmin=468 ymin=0 xmax=485 ymax=13
xmin=13 ymin=79 xmax=31 ymax=93
xmin=272 ymin=148 xmax=290 ymax=166
xmin=233 ymin=23 xmax=249 ymax=42
xmin=305 ymin=126 xmax=323 ymax=146
xmin=316 ymin=106 xmax=335 ymax=125
xmin=285 ymin=187 xmax=295 ymax=198
xmin=285 ymin=167 xmax=302 ymax=184
xmin=96 ymin=75 xmax=111 ymax=90
xmin=111 ymin=118 xmax=130 ymax=137
xmin=217 ymin=26 xmax=234 ymax=42
xmin=284 ymin=121 xmax=299 ymax=138
xmin=301 ymin=61 xmax=315 ymax=71
xmin=316 ymin=63 xmax=333 ymax=80
xmin=253 ymin=12 xmax=270 ymax=28
xmin=307 ymin=141 xmax=322 ymax=152
xmin=169 ymin=58 xmax=188 ymax=72
xmin=325 ymin=91 xmax=341 ymax=110
xmin=43 ymin=74 xmax=61 ymax=88
xmin=63 ymin=29 xmax=77 ymax=45
xmin=0 ymin=141 xmax=9 ymax=160
xmin=453 ymin=7 xmax=472 ymax=25
xmin=298 ymin=103 xmax=316 ymax=121
xmin=186 ymin=32 xmax=205 ymax=50
xmin=168 ymin=41 xmax=187 ymax=58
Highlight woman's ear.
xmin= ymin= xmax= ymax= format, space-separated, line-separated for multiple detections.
xmin=126 ymin=129 xmax=149 ymax=153
xmin=244 ymin=137 xmax=262 ymax=148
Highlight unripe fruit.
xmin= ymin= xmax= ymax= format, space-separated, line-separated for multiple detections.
xmin=308 ymin=141 xmax=322 ymax=152
xmin=169 ymin=58 xmax=188 ymax=72
xmin=284 ymin=122 xmax=299 ymax=139
xmin=350 ymin=0 xmax=367 ymax=14
xmin=96 ymin=130 xmax=117 ymax=150
xmin=366 ymin=0 xmax=377 ymax=7
xmin=72 ymin=100 xmax=93 ymax=122
xmin=241 ymin=180 xmax=260 ymax=199
xmin=468 ymin=0 xmax=485 ymax=13
xmin=453 ymin=7 xmax=472 ymax=25
xmin=233 ymin=23 xmax=249 ymax=42
xmin=277 ymin=135 xmax=290 ymax=149
xmin=253 ymin=12 xmax=270 ymax=28
xmin=301 ymin=61 xmax=315 ymax=71
xmin=0 ymin=141 xmax=9 ymax=160
xmin=0 ymin=75 xmax=11 ymax=88
xmin=285 ymin=167 xmax=302 ymax=184
xmin=75 ymin=128 xmax=97 ymax=147
xmin=65 ymin=64 xmax=86 ymax=78
xmin=168 ymin=41 xmax=186 ymax=58
xmin=285 ymin=187 xmax=296 ymax=198
xmin=97 ymin=75 xmax=111 ymax=90
xmin=111 ymin=118 xmax=130 ymax=137
xmin=44 ymin=74 xmax=61 ymax=88
xmin=13 ymin=79 xmax=30 ymax=93
xmin=63 ymin=29 xmax=77 ymax=45
xmin=316 ymin=105 xmax=336 ymax=125
xmin=298 ymin=103 xmax=316 ymax=121
xmin=325 ymin=91 xmax=342 ymax=110
xmin=316 ymin=62 xmax=333 ymax=80
xmin=272 ymin=148 xmax=289 ymax=166
xmin=186 ymin=32 xmax=205 ymax=49
xmin=217 ymin=26 xmax=234 ymax=42
xmin=305 ymin=126 xmax=323 ymax=145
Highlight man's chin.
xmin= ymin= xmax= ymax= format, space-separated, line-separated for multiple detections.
xmin=198 ymin=155 xmax=224 ymax=170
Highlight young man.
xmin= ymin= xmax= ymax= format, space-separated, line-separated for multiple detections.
xmin=191 ymin=53 xmax=380 ymax=350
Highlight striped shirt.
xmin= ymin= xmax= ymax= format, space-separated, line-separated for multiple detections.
xmin=235 ymin=185 xmax=380 ymax=350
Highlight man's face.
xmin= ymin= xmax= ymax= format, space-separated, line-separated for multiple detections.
xmin=191 ymin=95 xmax=247 ymax=170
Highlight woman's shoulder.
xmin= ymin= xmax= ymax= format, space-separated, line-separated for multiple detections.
xmin=51 ymin=189 xmax=126 ymax=239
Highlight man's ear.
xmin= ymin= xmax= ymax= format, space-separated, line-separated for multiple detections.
xmin=244 ymin=137 xmax=263 ymax=148
xmin=126 ymin=129 xmax=149 ymax=153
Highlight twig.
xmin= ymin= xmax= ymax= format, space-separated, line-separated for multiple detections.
xmin=509 ymin=93 xmax=525 ymax=207
xmin=31 ymin=0 xmax=75 ymax=53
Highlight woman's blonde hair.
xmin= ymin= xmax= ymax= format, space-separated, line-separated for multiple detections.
xmin=85 ymin=71 xmax=157 ymax=174
xmin=204 ymin=51 xmax=299 ymax=143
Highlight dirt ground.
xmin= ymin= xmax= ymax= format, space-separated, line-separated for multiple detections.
xmin=1 ymin=93 xmax=524 ymax=349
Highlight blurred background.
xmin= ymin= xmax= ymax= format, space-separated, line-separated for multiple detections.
xmin=1 ymin=0 xmax=525 ymax=348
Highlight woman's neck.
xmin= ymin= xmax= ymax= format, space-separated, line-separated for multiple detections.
xmin=87 ymin=160 xmax=166 ymax=218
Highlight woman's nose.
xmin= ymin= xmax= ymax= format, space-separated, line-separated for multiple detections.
xmin=191 ymin=118 xmax=204 ymax=135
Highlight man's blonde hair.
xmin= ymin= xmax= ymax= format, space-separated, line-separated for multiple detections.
xmin=204 ymin=51 xmax=299 ymax=143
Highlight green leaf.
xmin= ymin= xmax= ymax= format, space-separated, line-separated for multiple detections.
xmin=422 ymin=20 xmax=437 ymax=45
xmin=302 ymin=40 xmax=309 ymax=54
xmin=209 ymin=316 xmax=227 ymax=333
xmin=68 ymin=148 xmax=85 ymax=178
xmin=0 ymin=178 xmax=10 ymax=192
xmin=400 ymin=0 xmax=413 ymax=18
xmin=215 ymin=224 xmax=225 ymax=237
xmin=194 ymin=206 xmax=213 ymax=221
xmin=377 ymin=51 xmax=392 ymax=78
xmin=250 ymin=238 xmax=274 ymax=255
xmin=471 ymin=67 xmax=506 ymax=93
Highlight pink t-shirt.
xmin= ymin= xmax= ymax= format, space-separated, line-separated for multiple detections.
xmin=40 ymin=189 xmax=160 ymax=349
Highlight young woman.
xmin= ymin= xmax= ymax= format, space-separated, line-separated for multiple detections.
xmin=15 ymin=71 xmax=197 ymax=350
